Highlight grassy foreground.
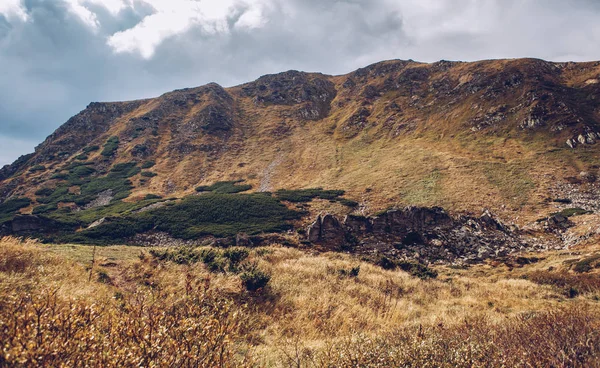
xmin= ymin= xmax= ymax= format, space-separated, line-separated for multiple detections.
xmin=1 ymin=237 xmax=600 ymax=367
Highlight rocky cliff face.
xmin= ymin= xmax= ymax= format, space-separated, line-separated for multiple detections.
xmin=306 ymin=207 xmax=538 ymax=264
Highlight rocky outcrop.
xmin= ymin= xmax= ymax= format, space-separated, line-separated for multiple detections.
xmin=241 ymin=71 xmax=337 ymax=120
xmin=307 ymin=214 xmax=346 ymax=249
xmin=307 ymin=207 xmax=531 ymax=264
xmin=10 ymin=215 xmax=53 ymax=233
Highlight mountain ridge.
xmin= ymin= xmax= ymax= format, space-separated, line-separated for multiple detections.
xmin=3 ymin=57 xmax=600 ymax=229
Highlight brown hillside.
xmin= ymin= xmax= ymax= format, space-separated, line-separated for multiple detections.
xmin=3 ymin=58 xmax=600 ymax=224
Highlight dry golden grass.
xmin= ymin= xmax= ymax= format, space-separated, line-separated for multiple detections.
xmin=2 ymin=236 xmax=600 ymax=366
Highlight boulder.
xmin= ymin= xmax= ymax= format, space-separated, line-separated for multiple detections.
xmin=306 ymin=214 xmax=345 ymax=249
xmin=343 ymin=214 xmax=372 ymax=234
xmin=11 ymin=215 xmax=52 ymax=233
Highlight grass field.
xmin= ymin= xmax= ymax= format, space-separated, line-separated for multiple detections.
xmin=1 ymin=236 xmax=600 ymax=366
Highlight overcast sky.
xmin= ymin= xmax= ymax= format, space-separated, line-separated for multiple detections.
xmin=1 ymin=0 xmax=600 ymax=166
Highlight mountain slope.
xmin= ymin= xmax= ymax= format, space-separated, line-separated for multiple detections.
xmin=3 ymin=58 xmax=600 ymax=231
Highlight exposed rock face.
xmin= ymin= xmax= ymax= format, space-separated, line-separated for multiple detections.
xmin=307 ymin=214 xmax=345 ymax=249
xmin=11 ymin=215 xmax=52 ymax=233
xmin=241 ymin=71 xmax=337 ymax=120
xmin=307 ymin=207 xmax=532 ymax=264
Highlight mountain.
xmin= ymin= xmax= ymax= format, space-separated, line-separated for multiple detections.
xmin=2 ymin=58 xmax=600 ymax=255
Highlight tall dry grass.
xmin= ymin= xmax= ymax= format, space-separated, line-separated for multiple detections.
xmin=1 ymin=237 xmax=599 ymax=367
xmin=0 ymin=237 xmax=250 ymax=367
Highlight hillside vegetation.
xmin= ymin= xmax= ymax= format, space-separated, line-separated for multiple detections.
xmin=1 ymin=236 xmax=600 ymax=366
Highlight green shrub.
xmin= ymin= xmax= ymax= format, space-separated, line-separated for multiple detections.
xmin=75 ymin=154 xmax=88 ymax=161
xmin=36 ymin=186 xmax=74 ymax=205
xmin=141 ymin=161 xmax=156 ymax=169
xmin=144 ymin=194 xmax=162 ymax=200
xmin=35 ymin=188 xmax=55 ymax=197
xmin=110 ymin=162 xmax=140 ymax=178
xmin=141 ymin=171 xmax=157 ymax=178
xmin=240 ymin=265 xmax=270 ymax=292
xmin=69 ymin=165 xmax=96 ymax=177
xmin=338 ymin=198 xmax=359 ymax=207
xmin=338 ymin=266 xmax=360 ymax=278
xmin=0 ymin=197 xmax=32 ymax=223
xmin=275 ymin=188 xmax=345 ymax=202
xmin=29 ymin=165 xmax=46 ymax=172
xmin=101 ymin=136 xmax=119 ymax=157
xmin=553 ymin=208 xmax=592 ymax=218
xmin=195 ymin=180 xmax=252 ymax=194
xmin=572 ymin=254 xmax=600 ymax=273
xmin=397 ymin=261 xmax=437 ymax=279
xmin=223 ymin=247 xmax=250 ymax=272
xmin=32 ymin=204 xmax=58 ymax=215
xmin=376 ymin=256 xmax=397 ymax=270
xmin=51 ymin=172 xmax=69 ymax=180
xmin=83 ymin=145 xmax=100 ymax=154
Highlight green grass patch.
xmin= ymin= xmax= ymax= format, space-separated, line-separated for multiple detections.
xmin=196 ymin=180 xmax=252 ymax=194
xmin=482 ymin=162 xmax=535 ymax=207
xmin=400 ymin=169 xmax=443 ymax=205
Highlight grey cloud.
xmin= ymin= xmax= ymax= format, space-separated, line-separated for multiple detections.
xmin=1 ymin=0 xmax=600 ymax=166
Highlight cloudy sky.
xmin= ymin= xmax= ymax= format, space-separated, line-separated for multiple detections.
xmin=1 ymin=0 xmax=600 ymax=166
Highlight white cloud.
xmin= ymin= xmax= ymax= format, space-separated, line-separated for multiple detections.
xmin=106 ymin=0 xmax=249 ymax=58
xmin=0 ymin=0 xmax=28 ymax=20
xmin=65 ymin=0 xmax=100 ymax=29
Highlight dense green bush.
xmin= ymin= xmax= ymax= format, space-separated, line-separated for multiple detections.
xmin=397 ymin=260 xmax=438 ymax=279
xmin=51 ymin=172 xmax=69 ymax=180
xmin=0 ymin=197 xmax=32 ymax=223
xmin=195 ymin=180 xmax=252 ymax=194
xmin=83 ymin=145 xmax=100 ymax=154
xmin=36 ymin=186 xmax=74 ymax=205
xmin=69 ymin=165 xmax=95 ymax=177
xmin=223 ymin=248 xmax=250 ymax=272
xmin=553 ymin=207 xmax=592 ymax=218
xmin=141 ymin=160 xmax=156 ymax=169
xmin=32 ymin=204 xmax=58 ymax=215
xmin=29 ymin=165 xmax=46 ymax=172
xmin=34 ymin=187 xmax=55 ymax=197
xmin=110 ymin=162 xmax=140 ymax=178
xmin=71 ymin=193 xmax=301 ymax=243
xmin=275 ymin=188 xmax=345 ymax=202
xmin=240 ymin=265 xmax=271 ymax=292
xmin=75 ymin=154 xmax=88 ymax=161
xmin=144 ymin=194 xmax=162 ymax=200
xmin=338 ymin=198 xmax=359 ymax=207
xmin=101 ymin=136 xmax=119 ymax=157
xmin=141 ymin=171 xmax=157 ymax=178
